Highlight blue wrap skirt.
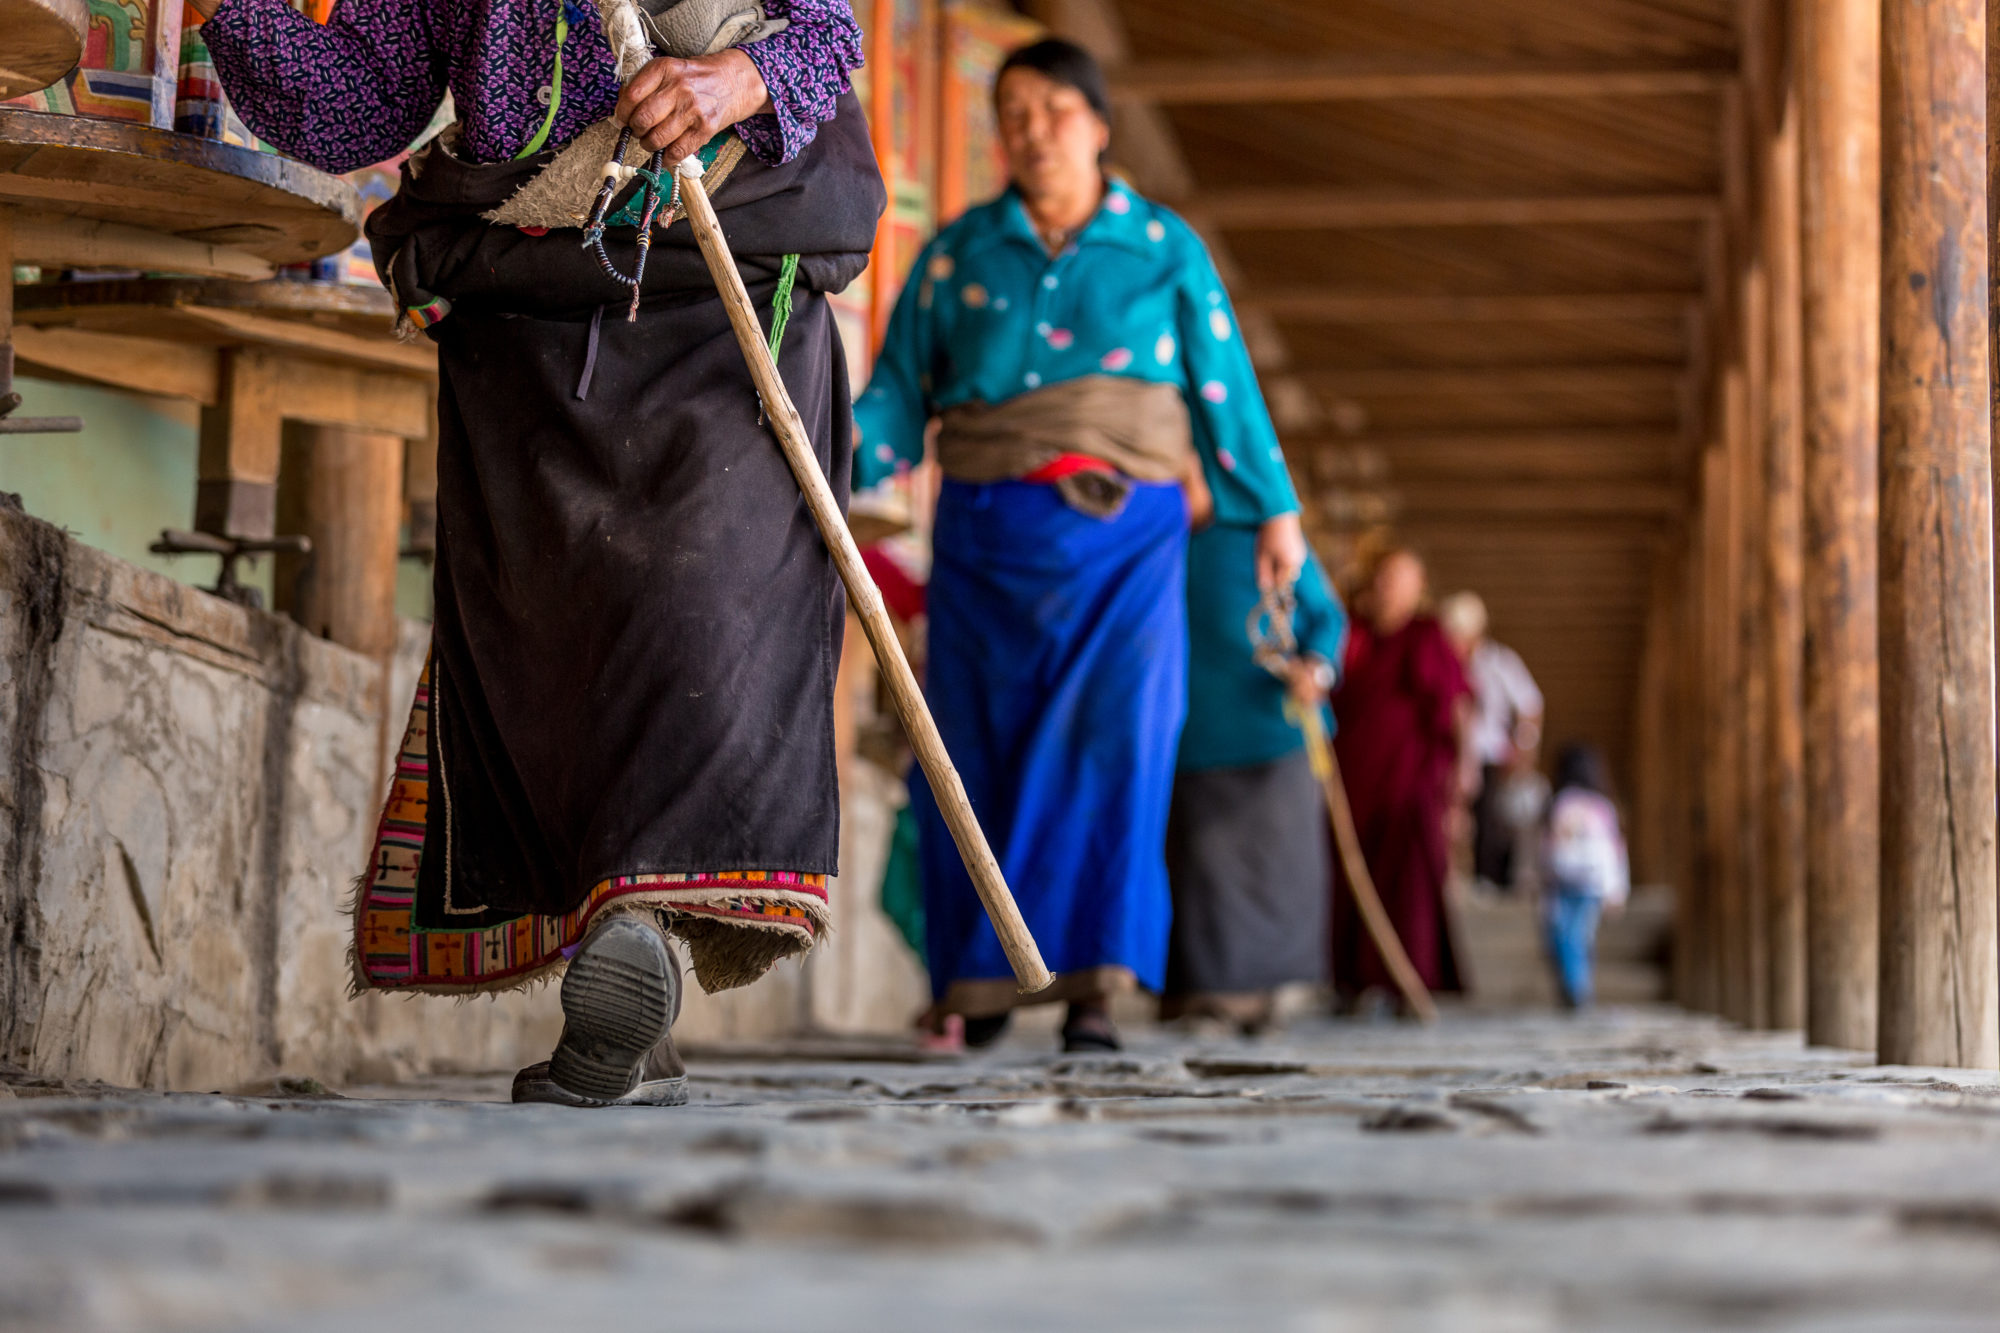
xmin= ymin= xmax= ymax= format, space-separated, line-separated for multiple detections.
xmin=913 ymin=478 xmax=1188 ymax=1013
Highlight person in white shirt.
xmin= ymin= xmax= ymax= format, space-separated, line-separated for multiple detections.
xmin=1440 ymin=592 xmax=1544 ymax=889
xmin=1539 ymin=743 xmax=1630 ymax=1009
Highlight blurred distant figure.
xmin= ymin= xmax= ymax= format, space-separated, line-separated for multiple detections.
xmin=1441 ymin=591 xmax=1544 ymax=890
xmin=1330 ymin=549 xmax=1472 ymax=1008
xmin=1539 ymin=743 xmax=1630 ymax=1009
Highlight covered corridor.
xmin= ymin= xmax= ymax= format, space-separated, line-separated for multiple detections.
xmin=0 ymin=0 xmax=1987 ymax=1065
xmin=4 ymin=0 xmax=2000 ymax=1324
xmin=1033 ymin=0 xmax=1996 ymax=1069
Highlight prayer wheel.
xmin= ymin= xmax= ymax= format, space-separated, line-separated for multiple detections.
xmin=0 ymin=0 xmax=87 ymax=101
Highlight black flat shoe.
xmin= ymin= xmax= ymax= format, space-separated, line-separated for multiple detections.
xmin=961 ymin=1011 xmax=1013 ymax=1048
xmin=1061 ymin=1006 xmax=1121 ymax=1053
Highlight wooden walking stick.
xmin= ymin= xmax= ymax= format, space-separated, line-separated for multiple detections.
xmin=1298 ymin=711 xmax=1438 ymax=1023
xmin=673 ymin=156 xmax=1053 ymax=993
xmin=1250 ymin=587 xmax=1436 ymax=1022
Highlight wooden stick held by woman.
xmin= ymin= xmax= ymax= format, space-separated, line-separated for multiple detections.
xmin=1300 ymin=710 xmax=1439 ymax=1023
xmin=672 ymin=154 xmax=1053 ymax=995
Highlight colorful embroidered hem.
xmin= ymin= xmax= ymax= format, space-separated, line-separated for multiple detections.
xmin=350 ymin=660 xmax=831 ymax=998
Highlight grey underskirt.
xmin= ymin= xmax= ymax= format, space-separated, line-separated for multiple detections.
xmin=1165 ymin=747 xmax=1330 ymax=996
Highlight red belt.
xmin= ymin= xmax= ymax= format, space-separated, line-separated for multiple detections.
xmin=1021 ymin=453 xmax=1117 ymax=483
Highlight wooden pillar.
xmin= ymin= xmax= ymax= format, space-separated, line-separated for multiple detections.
xmin=1676 ymin=513 xmax=1715 ymax=1010
xmin=0 ymin=205 xmax=14 ymax=398
xmin=278 ymin=427 xmax=403 ymax=657
xmin=865 ymin=0 xmax=896 ymax=349
xmin=196 ymin=348 xmax=283 ymax=539
xmin=1736 ymin=263 xmax=1773 ymax=1030
xmin=1702 ymin=425 xmax=1740 ymax=1017
xmin=1762 ymin=98 xmax=1809 ymax=1031
xmin=403 ymin=409 xmax=439 ymax=557
xmin=1632 ymin=548 xmax=1677 ymax=885
xmin=1674 ymin=528 xmax=1710 ymax=1007
xmin=1798 ymin=0 xmax=1882 ymax=1051
xmin=1707 ymin=348 xmax=1766 ymax=1027
xmin=1877 ymin=0 xmax=1999 ymax=1068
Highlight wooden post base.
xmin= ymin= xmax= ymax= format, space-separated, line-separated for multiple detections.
xmin=276 ymin=426 xmax=403 ymax=657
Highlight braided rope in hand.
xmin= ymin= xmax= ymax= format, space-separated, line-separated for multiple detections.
xmin=581 ymin=0 xmax=670 ymax=321
xmin=1247 ymin=583 xmax=1301 ymax=681
xmin=582 ymin=127 xmax=672 ymax=322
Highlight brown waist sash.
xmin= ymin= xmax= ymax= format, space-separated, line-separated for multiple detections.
xmin=935 ymin=374 xmax=1193 ymax=518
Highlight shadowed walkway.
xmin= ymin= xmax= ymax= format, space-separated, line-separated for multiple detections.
xmin=4 ymin=1008 xmax=1998 ymax=1331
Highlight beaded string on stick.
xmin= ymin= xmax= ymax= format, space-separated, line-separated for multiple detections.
xmin=581 ymin=0 xmax=672 ymax=321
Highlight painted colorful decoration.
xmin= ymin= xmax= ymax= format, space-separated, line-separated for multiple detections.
xmin=5 ymin=0 xmax=172 ymax=122
xmin=173 ymin=11 xmax=224 ymax=137
xmin=938 ymin=0 xmax=1039 ymax=223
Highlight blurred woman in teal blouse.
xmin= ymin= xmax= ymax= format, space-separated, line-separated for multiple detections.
xmin=854 ymin=38 xmax=1305 ymax=1051
xmin=1164 ymin=470 xmax=1347 ymax=1032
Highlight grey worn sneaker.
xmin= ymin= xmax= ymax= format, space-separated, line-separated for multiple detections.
xmin=510 ymin=1039 xmax=688 ymax=1107
xmin=512 ymin=915 xmax=687 ymax=1108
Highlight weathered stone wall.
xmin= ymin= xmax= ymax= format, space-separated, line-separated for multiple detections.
xmin=0 ymin=505 xmax=927 ymax=1090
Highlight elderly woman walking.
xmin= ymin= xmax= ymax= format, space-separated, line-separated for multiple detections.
xmin=198 ymin=0 xmax=885 ymax=1104
xmin=1329 ymin=548 xmax=1473 ymax=1011
xmin=856 ymin=38 xmax=1307 ymax=1051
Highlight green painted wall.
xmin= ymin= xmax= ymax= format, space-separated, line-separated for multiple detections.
xmin=396 ymin=550 xmax=433 ymax=621
xmin=2 ymin=376 xmax=433 ymax=622
xmin=0 ymin=375 xmax=218 ymax=583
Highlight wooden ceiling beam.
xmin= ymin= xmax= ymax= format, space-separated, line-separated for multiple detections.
xmin=1307 ymin=364 xmax=1685 ymax=397
xmin=1195 ymin=190 xmax=1719 ymax=230
xmin=1381 ymin=517 xmax=1675 ymax=539
xmin=1397 ymin=585 xmax=1652 ymax=599
xmin=1308 ymin=448 xmax=1677 ymax=486
xmin=1291 ymin=427 xmax=1683 ymax=454
xmin=1392 ymin=537 xmax=1669 ymax=555
xmin=1386 ymin=484 xmax=1681 ymax=514
xmin=1239 ymin=291 xmax=1699 ymax=323
xmin=1113 ymin=58 xmax=1735 ymax=105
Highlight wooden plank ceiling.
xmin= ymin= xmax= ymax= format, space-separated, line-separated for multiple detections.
xmin=1077 ymin=0 xmax=1735 ymax=785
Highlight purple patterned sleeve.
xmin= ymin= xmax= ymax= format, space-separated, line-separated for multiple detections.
xmin=736 ymin=0 xmax=864 ymax=164
xmin=202 ymin=0 xmax=447 ymax=174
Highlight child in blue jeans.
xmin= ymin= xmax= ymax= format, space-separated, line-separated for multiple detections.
xmin=1538 ymin=744 xmax=1630 ymax=1009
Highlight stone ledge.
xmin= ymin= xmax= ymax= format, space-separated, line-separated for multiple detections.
xmin=0 ymin=502 xmax=925 ymax=1091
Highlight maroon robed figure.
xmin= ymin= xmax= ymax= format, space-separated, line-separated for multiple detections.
xmin=1329 ymin=549 xmax=1472 ymax=1000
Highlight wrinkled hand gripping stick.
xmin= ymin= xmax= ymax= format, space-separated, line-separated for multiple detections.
xmin=674 ymin=155 xmax=1054 ymax=993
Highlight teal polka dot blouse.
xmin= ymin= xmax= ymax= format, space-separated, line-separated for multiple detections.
xmin=853 ymin=179 xmax=1301 ymax=527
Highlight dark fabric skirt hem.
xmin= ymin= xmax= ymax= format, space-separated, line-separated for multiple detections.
xmin=574 ymin=855 xmax=842 ymax=888
xmin=350 ymin=664 xmax=832 ymax=998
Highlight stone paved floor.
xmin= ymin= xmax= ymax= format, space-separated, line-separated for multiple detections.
xmin=4 ymin=1007 xmax=2000 ymax=1332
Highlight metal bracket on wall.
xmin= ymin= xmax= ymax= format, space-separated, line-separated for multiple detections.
xmin=0 ymin=342 xmax=83 ymax=435
xmin=150 ymin=528 xmax=311 ymax=611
